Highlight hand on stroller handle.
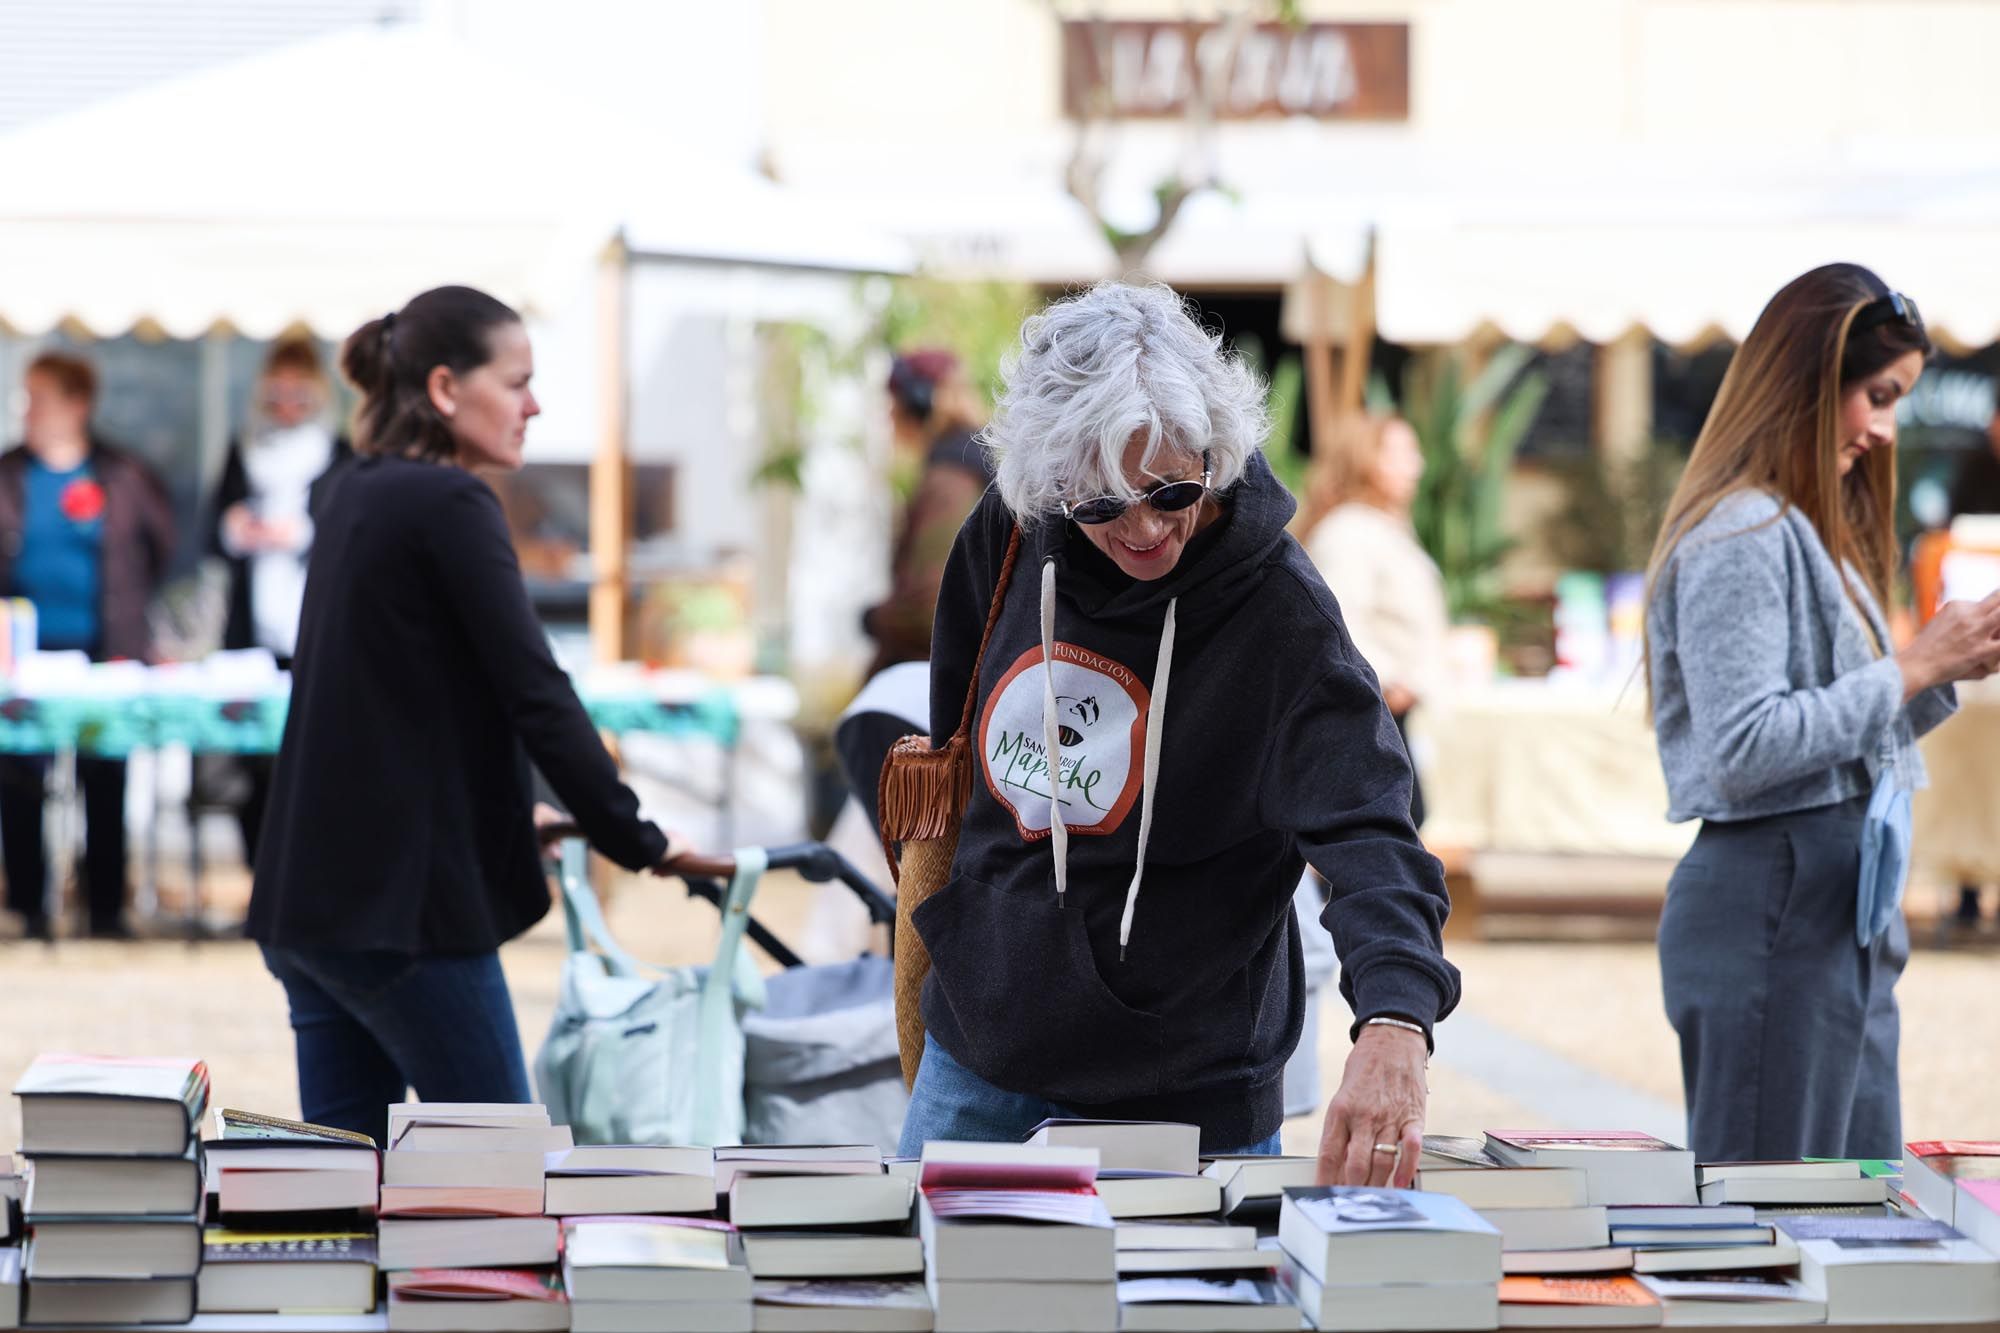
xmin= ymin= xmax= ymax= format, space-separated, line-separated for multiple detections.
xmin=534 ymin=812 xmax=896 ymax=928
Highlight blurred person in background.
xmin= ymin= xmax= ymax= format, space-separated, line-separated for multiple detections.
xmin=1941 ymin=405 xmax=2000 ymax=926
xmin=246 ymin=286 xmax=682 ymax=1144
xmin=1300 ymin=413 xmax=1447 ymax=828
xmin=861 ymin=349 xmax=992 ymax=680
xmin=0 ymin=352 xmax=175 ymax=941
xmin=0 ymin=348 xmax=174 ymax=940
xmin=898 ymin=283 xmax=1457 ymax=1183
xmin=839 ymin=350 xmax=994 ymax=833
xmin=208 ymin=337 xmax=351 ymax=869
xmin=1646 ymin=263 xmax=2000 ymax=1161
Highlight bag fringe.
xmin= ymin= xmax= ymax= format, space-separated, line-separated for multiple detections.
xmin=878 ymin=733 xmax=972 ymax=847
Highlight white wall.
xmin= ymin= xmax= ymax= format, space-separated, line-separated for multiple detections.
xmin=759 ymin=0 xmax=2000 ymax=151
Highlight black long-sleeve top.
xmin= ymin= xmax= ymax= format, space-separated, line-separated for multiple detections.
xmin=247 ymin=455 xmax=666 ymax=954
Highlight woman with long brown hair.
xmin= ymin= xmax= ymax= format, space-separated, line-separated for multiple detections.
xmin=1645 ymin=263 xmax=2000 ymax=1161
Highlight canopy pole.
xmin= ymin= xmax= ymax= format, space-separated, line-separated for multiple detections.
xmin=1593 ymin=328 xmax=1653 ymax=466
xmin=1336 ymin=234 xmax=1378 ymax=413
xmin=1302 ymin=269 xmax=1338 ymax=461
xmin=589 ymin=236 xmax=631 ymax=664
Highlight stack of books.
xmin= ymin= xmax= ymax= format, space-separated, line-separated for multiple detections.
xmin=1082 ymin=1121 xmax=1288 ymax=1333
xmin=1113 ymin=1216 xmax=1290 ymax=1330
xmin=1424 ymin=1161 xmax=1609 ymax=1262
xmin=1274 ymin=1186 xmax=1503 ymax=1330
xmin=1777 ymin=1214 xmax=2000 ymax=1324
xmin=1694 ymin=1160 xmax=1892 ymax=1215
xmin=721 ymin=1144 xmax=927 ymax=1331
xmin=725 ymin=1145 xmax=908 ymax=1232
xmin=377 ymin=1102 xmax=564 ymax=1331
xmin=197 ymin=1107 xmax=383 ymax=1316
xmin=1026 ymin=1120 xmax=1221 ymax=1222
xmin=1483 ymin=1132 xmax=1697 ymax=1207
xmin=1607 ymin=1204 xmax=1796 ymax=1274
xmin=919 ymin=1141 xmax=1118 ymax=1332
xmin=12 ymin=1053 xmax=209 ymax=1327
xmin=545 ymin=1144 xmax=716 ymax=1217
xmin=562 ymin=1214 xmax=751 ymax=1332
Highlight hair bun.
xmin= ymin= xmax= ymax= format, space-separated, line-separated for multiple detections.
xmin=339 ymin=315 xmax=395 ymax=395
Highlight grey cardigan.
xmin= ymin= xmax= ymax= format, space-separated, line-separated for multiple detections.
xmin=1648 ymin=489 xmax=1956 ymax=824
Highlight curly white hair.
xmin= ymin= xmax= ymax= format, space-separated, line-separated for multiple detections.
xmin=985 ymin=282 xmax=1269 ymax=522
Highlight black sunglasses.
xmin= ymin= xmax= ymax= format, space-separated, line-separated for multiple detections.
xmin=1060 ymin=455 xmax=1212 ymax=525
xmin=1853 ymin=290 xmax=1923 ymax=335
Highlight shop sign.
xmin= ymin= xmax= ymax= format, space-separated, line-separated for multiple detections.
xmin=1062 ymin=19 xmax=1410 ymax=121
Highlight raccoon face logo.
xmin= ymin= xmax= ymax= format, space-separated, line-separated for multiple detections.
xmin=1055 ymin=694 xmax=1101 ymax=747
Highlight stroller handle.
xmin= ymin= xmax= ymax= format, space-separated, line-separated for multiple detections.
xmin=537 ymin=824 xmax=896 ymax=928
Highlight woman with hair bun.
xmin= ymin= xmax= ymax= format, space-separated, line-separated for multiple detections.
xmin=246 ymin=286 xmax=679 ymax=1145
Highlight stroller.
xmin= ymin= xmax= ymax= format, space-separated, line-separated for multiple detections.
xmin=533 ymin=829 xmax=907 ymax=1155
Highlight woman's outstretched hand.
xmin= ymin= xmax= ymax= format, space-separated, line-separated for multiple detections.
xmin=1315 ymin=1022 xmax=1429 ymax=1188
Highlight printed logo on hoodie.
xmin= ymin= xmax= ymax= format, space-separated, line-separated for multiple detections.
xmin=979 ymin=642 xmax=1148 ymax=840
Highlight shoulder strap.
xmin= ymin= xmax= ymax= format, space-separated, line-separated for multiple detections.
xmin=949 ymin=526 xmax=1023 ymax=743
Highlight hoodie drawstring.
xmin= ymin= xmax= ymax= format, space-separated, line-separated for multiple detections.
xmin=1039 ymin=559 xmax=1070 ymax=906
xmin=1038 ymin=556 xmax=1177 ymax=959
xmin=1119 ymin=598 xmax=1174 ymax=960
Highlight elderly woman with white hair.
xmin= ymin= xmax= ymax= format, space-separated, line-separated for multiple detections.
xmin=898 ymin=282 xmax=1459 ymax=1185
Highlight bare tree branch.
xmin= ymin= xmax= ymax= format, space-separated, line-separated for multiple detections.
xmin=1054 ymin=0 xmax=1270 ymax=273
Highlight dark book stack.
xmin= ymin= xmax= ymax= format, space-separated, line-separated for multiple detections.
xmin=198 ymin=1106 xmax=385 ymax=1317
xmin=12 ymin=1053 xmax=209 ymax=1327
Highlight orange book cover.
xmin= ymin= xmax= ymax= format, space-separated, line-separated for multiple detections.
xmin=1501 ymin=1276 xmax=1659 ymax=1308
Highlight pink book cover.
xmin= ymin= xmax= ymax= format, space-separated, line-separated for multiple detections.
xmin=922 ymin=1186 xmax=1114 ymax=1227
xmin=1491 ymin=1131 xmax=1679 ymax=1153
xmin=1960 ymin=1180 xmax=2000 ymax=1210
xmin=390 ymin=1269 xmax=566 ymax=1302
xmin=919 ymin=1160 xmax=1097 ymax=1190
xmin=1908 ymin=1141 xmax=2000 ymax=1159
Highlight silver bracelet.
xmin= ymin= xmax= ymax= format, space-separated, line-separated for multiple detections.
xmin=1362 ymin=1016 xmax=1428 ymax=1039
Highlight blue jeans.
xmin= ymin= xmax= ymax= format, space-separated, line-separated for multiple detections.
xmin=898 ymin=1034 xmax=1283 ymax=1158
xmin=260 ymin=945 xmax=531 ymax=1148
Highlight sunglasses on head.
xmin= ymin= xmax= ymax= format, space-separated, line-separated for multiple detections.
xmin=1059 ymin=454 xmax=1212 ymax=525
xmin=1852 ymin=290 xmax=1923 ymax=335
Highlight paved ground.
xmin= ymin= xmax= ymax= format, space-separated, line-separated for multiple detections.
xmin=2 ymin=866 xmax=1997 ymax=1154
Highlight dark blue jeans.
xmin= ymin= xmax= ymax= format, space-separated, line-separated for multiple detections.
xmin=259 ymin=945 xmax=532 ymax=1148
xmin=898 ymin=1034 xmax=1283 ymax=1158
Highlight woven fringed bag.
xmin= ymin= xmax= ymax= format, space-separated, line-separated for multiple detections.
xmin=879 ymin=527 xmax=1022 ymax=1089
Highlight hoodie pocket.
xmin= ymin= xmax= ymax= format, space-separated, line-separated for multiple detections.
xmin=914 ymin=872 xmax=1167 ymax=1104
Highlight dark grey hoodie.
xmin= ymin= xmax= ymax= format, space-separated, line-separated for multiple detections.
xmin=918 ymin=452 xmax=1461 ymax=1150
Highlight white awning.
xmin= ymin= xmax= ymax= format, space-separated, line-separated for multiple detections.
xmin=0 ymin=25 xmax=908 ymax=339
